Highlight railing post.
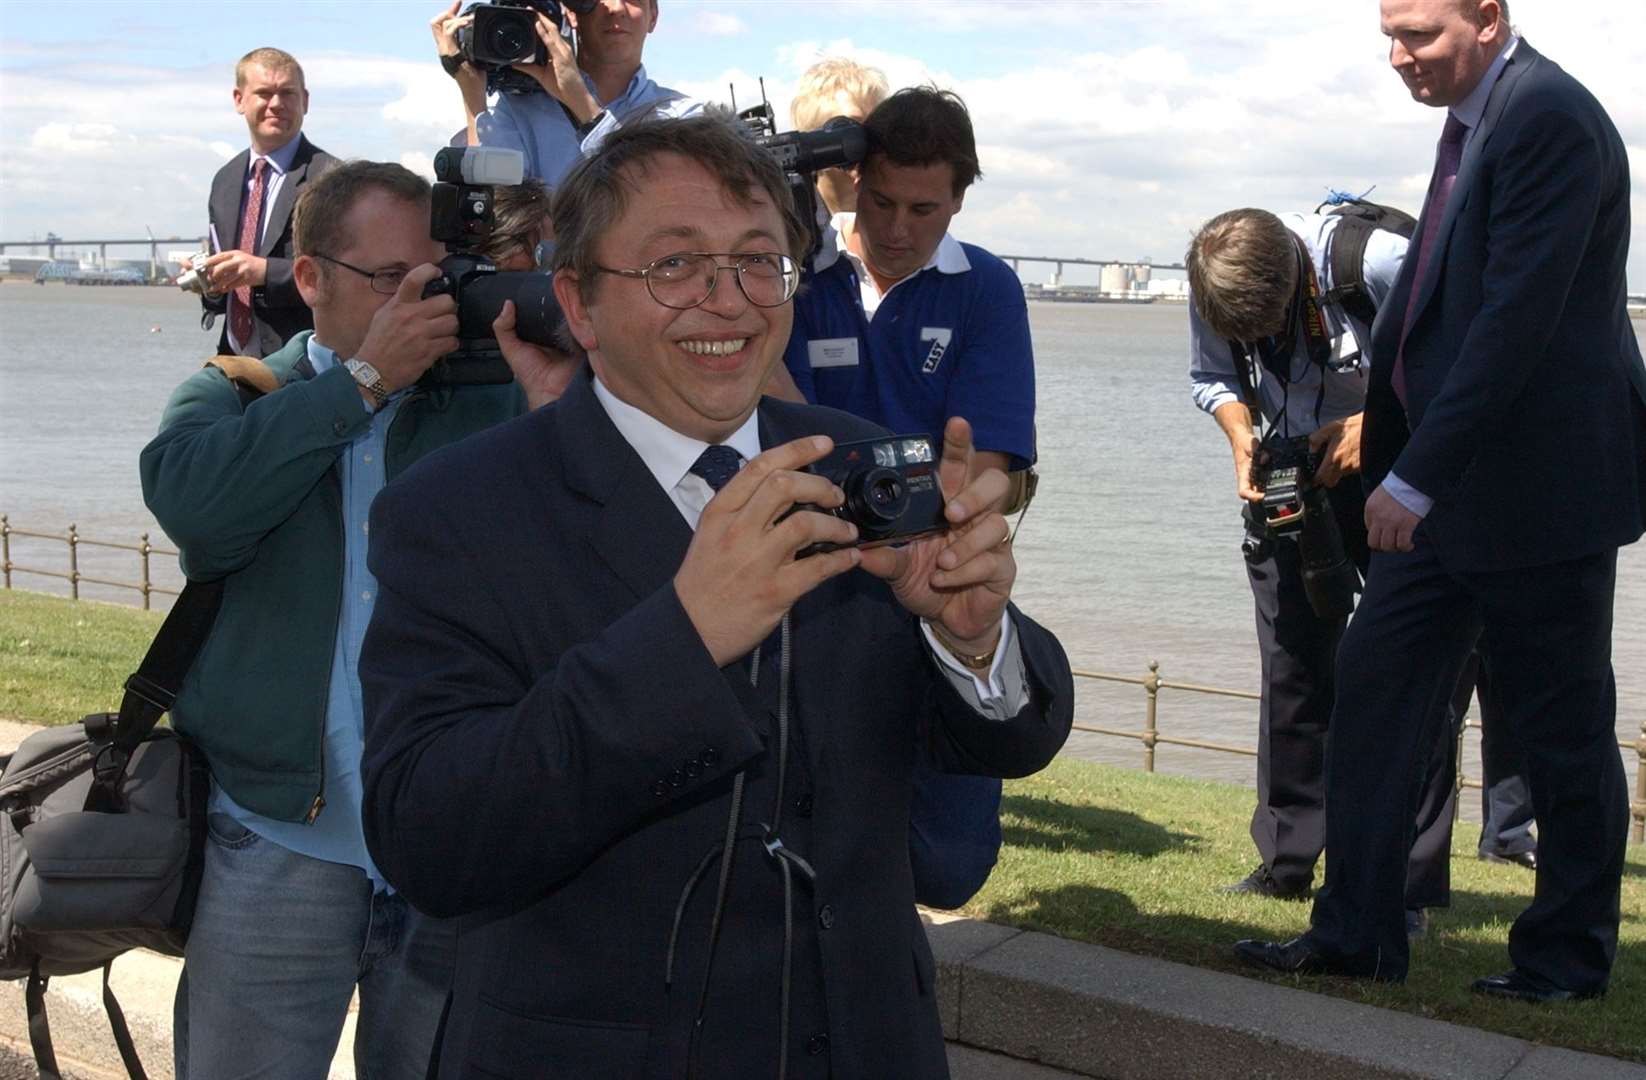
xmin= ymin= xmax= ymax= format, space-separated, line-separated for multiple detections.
xmin=67 ymin=523 xmax=80 ymax=600
xmin=1143 ymin=661 xmax=1161 ymax=773
xmin=1635 ymin=716 xmax=1644 ymax=844
xmin=139 ymin=532 xmax=153 ymax=611
xmin=1 ymin=514 xmax=10 ymax=590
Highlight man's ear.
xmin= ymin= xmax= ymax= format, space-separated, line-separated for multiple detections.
xmin=553 ymin=269 xmax=599 ymax=352
xmin=294 ymin=255 xmax=324 ymax=310
xmin=233 ymin=85 xmax=247 ymax=117
xmin=645 ymin=0 xmax=660 ymax=33
xmin=952 ymin=189 xmax=966 ymax=215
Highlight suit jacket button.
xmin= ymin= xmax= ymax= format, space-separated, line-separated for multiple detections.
xmin=793 ymin=793 xmax=814 ymax=818
xmin=817 ymin=904 xmax=835 ymax=930
xmin=684 ymin=759 xmax=702 ymax=779
xmin=806 ymin=1033 xmax=830 ymax=1056
xmin=651 ymin=780 xmax=669 ymax=797
xmin=668 ymin=768 xmax=684 ymax=788
xmin=701 ymin=747 xmax=720 ymax=766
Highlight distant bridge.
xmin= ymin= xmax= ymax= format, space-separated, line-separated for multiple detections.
xmin=0 ymin=236 xmax=207 ymax=266
xmin=999 ymin=255 xmax=1186 ymax=276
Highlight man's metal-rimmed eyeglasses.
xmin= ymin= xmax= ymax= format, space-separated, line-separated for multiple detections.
xmin=312 ymin=254 xmax=409 ymax=296
xmin=593 ymin=252 xmax=799 ymax=310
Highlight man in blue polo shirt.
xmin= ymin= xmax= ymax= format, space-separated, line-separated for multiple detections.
xmin=783 ymin=85 xmax=1036 ymax=908
xmin=784 ymin=85 xmax=1036 ymax=481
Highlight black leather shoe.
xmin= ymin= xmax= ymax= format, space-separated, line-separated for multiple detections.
xmin=1471 ymin=970 xmax=1604 ymax=1004
xmin=1478 ymin=849 xmax=1537 ymax=871
xmin=1233 ymin=936 xmax=1400 ymax=981
xmin=1221 ymin=864 xmax=1311 ymax=901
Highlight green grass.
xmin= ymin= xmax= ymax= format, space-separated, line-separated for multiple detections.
xmin=3 ymin=590 xmax=1642 ymax=1059
xmin=965 ymin=757 xmax=1646 ymax=1063
xmin=0 ymin=589 xmax=163 ymax=726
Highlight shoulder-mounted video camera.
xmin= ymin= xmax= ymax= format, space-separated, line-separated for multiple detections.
xmin=420 ymin=145 xmax=566 ymax=386
xmin=734 ymin=85 xmax=867 ymax=262
xmin=457 ymin=0 xmax=597 ymax=96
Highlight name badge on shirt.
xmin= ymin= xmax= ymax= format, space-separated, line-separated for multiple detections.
xmin=809 ymin=338 xmax=860 ymax=369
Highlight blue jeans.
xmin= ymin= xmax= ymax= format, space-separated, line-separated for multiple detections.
xmin=174 ymin=813 xmax=455 ymax=1079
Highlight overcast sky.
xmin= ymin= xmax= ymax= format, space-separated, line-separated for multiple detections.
xmin=2 ymin=0 xmax=1642 ymax=287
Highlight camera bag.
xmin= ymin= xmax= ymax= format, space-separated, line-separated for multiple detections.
xmin=0 ymin=578 xmax=224 ymax=1079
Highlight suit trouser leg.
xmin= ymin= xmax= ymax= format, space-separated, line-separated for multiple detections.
xmin=1474 ymin=656 xmax=1539 ymax=858
xmin=1307 ymin=536 xmax=1478 ymax=978
xmin=1473 ymin=550 xmax=1627 ymax=993
xmin=1245 ymin=538 xmax=1338 ymax=892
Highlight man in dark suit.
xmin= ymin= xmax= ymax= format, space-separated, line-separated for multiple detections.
xmin=197 ymin=47 xmax=336 ymax=357
xmin=358 ymin=114 xmax=1074 ymax=1078
xmin=1237 ymin=0 xmax=1645 ymax=1002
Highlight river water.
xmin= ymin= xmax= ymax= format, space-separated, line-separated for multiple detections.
xmin=1 ymin=285 xmax=1642 ymax=802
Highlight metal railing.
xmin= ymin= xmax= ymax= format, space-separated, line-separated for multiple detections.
xmin=0 ymin=515 xmax=179 ymax=610
xmin=1072 ymin=662 xmax=1646 ymax=844
xmin=4 ymin=514 xmax=1642 ymax=842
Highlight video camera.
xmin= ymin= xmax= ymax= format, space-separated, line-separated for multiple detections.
xmin=421 ymin=145 xmax=566 ymax=386
xmin=735 ymin=91 xmax=867 ymax=261
xmin=457 ymin=0 xmax=597 ymax=96
xmin=1240 ymin=434 xmax=1360 ymax=618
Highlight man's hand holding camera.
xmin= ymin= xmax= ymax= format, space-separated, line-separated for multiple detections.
xmin=515 ymin=11 xmax=601 ymax=125
xmin=492 ymin=299 xmax=581 ymax=409
xmin=675 ymin=437 xmax=862 ymax=668
xmin=859 ymin=418 xmax=1014 ymax=664
xmin=202 ymin=249 xmax=268 ymax=295
xmin=1308 ymin=411 xmax=1363 ymax=488
xmin=432 ymin=1 xmax=489 ymax=123
xmin=349 ymin=264 xmax=459 ymax=404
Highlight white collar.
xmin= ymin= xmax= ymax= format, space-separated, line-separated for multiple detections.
xmin=591 ymin=376 xmax=763 ymax=494
xmin=815 ymin=212 xmax=972 ymax=279
xmin=1451 ymin=33 xmax=1520 ymax=133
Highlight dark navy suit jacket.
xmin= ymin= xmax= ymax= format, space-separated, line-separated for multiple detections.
xmin=203 ymin=134 xmax=336 ymax=358
xmin=358 ymin=373 xmax=1074 ymax=1078
xmin=1364 ymin=43 xmax=1646 ymax=571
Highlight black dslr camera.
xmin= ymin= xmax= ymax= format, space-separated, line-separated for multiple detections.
xmin=421 ymin=146 xmax=566 ymax=386
xmin=457 ymin=0 xmax=597 ymax=96
xmin=737 ymin=97 xmax=867 ymax=261
xmin=792 ymin=435 xmax=949 ymax=557
xmin=1241 ymin=434 xmax=1361 ymax=618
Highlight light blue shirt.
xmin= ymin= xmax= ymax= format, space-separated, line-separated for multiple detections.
xmin=210 ymin=336 xmax=405 ymax=889
xmin=1384 ymin=33 xmax=1521 ymax=519
xmin=1189 ymin=212 xmax=1408 ymax=436
xmin=476 ymin=65 xmax=699 ymax=185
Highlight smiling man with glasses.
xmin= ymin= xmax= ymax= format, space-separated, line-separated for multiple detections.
xmin=141 ymin=159 xmax=572 ymax=1077
xmin=357 ymin=114 xmax=1073 ymax=1077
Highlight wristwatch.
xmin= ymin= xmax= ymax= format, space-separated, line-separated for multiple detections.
xmin=344 ymin=358 xmax=389 ymax=411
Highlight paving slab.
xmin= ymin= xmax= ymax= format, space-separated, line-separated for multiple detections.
xmin=1506 ymin=1046 xmax=1646 ymax=1080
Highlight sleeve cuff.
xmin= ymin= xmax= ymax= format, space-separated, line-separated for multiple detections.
xmin=921 ymin=613 xmax=1029 ymax=720
xmin=1381 ymin=472 xmax=1433 ymax=519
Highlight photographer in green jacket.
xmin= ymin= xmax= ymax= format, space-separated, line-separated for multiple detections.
xmin=140 ymin=159 xmax=573 ymax=1078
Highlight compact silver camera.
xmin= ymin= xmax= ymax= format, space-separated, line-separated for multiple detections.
xmin=175 ymin=252 xmax=213 ymax=297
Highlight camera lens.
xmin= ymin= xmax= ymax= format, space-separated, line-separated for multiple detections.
xmin=487 ymin=15 xmax=533 ymax=62
xmin=847 ymin=466 xmax=909 ymax=532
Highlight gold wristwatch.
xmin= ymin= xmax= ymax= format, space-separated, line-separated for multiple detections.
xmin=344 ymin=358 xmax=389 ymax=411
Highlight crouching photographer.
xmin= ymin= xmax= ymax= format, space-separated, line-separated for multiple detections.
xmin=140 ymin=157 xmax=567 ymax=1075
xmin=1186 ymin=206 xmax=1459 ymax=932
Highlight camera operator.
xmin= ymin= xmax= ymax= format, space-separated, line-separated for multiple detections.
xmin=790 ymin=57 xmax=888 ymax=217
xmin=141 ymin=160 xmax=567 ymax=1076
xmin=474 ymin=0 xmax=697 ymax=184
xmin=194 ymin=47 xmax=336 ymax=359
xmin=479 ymin=176 xmax=556 ymax=270
xmin=431 ymin=1 xmax=491 ymax=146
xmin=1187 ymin=207 xmax=1461 ymax=930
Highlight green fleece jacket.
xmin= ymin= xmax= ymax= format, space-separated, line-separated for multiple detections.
xmin=140 ymin=332 xmax=524 ymax=822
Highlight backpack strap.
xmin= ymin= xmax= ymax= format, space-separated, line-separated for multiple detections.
xmin=1320 ymin=201 xmax=1418 ymax=328
xmin=102 ymin=961 xmax=148 ymax=1080
xmin=26 ymin=961 xmax=149 ymax=1080
xmin=204 ymin=355 xmax=281 ymax=398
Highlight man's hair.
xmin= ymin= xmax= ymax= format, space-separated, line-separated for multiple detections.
xmin=236 ymin=47 xmax=305 ymax=89
xmin=862 ymin=86 xmax=981 ymax=197
xmin=790 ymin=57 xmax=889 ymax=132
xmin=294 ymin=161 xmax=430 ymax=260
xmin=482 ymin=178 xmax=555 ymax=264
xmin=1185 ymin=209 xmax=1300 ymax=342
xmin=550 ymin=112 xmax=808 ymax=300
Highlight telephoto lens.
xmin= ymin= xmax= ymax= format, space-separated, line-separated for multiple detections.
xmin=1297 ymin=486 xmax=1360 ymax=618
